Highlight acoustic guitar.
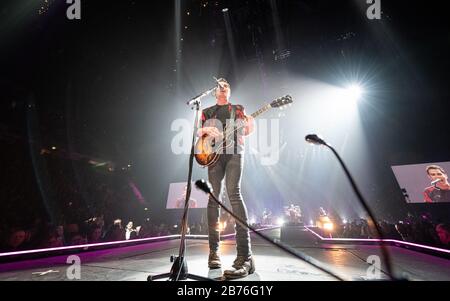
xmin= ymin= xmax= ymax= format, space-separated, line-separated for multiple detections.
xmin=194 ymin=95 xmax=293 ymax=167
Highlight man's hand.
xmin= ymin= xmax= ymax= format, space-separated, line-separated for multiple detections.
xmin=244 ymin=115 xmax=254 ymax=125
xmin=242 ymin=115 xmax=255 ymax=136
xmin=197 ymin=127 xmax=223 ymax=138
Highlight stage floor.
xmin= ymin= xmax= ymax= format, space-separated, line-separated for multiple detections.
xmin=0 ymin=229 xmax=449 ymax=281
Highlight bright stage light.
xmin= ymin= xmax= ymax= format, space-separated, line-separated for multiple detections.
xmin=330 ymin=84 xmax=364 ymax=106
xmin=323 ymin=222 xmax=334 ymax=231
xmin=218 ymin=221 xmax=227 ymax=232
xmin=276 ymin=218 xmax=285 ymax=226
xmin=308 ymin=81 xmax=364 ymax=118
xmin=343 ymin=84 xmax=363 ymax=102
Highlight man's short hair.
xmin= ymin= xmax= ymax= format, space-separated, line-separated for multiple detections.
xmin=216 ymin=78 xmax=229 ymax=84
xmin=426 ymin=165 xmax=446 ymax=175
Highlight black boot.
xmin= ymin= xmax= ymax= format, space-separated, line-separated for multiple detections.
xmin=208 ymin=250 xmax=222 ymax=269
xmin=223 ymin=256 xmax=255 ymax=279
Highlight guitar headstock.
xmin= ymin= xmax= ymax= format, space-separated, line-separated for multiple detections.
xmin=270 ymin=95 xmax=293 ymax=109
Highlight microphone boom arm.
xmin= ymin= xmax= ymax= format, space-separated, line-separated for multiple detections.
xmin=186 ymin=86 xmax=216 ymax=106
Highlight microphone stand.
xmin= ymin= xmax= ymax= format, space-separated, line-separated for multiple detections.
xmin=147 ymin=88 xmax=215 ymax=281
xmin=186 ymin=86 xmax=216 ymax=106
xmin=305 ymin=134 xmax=396 ymax=280
xmin=194 ymin=179 xmax=344 ymax=281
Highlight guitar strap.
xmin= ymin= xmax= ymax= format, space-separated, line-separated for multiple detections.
xmin=230 ymin=105 xmax=237 ymax=154
xmin=210 ymin=104 xmax=236 ymax=154
xmin=230 ymin=104 xmax=236 ymax=123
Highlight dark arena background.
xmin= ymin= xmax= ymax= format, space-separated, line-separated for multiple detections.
xmin=1 ymin=0 xmax=450 ymax=287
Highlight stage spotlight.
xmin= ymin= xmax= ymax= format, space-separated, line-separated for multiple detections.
xmin=344 ymin=84 xmax=363 ymax=102
xmin=276 ymin=217 xmax=285 ymax=226
xmin=318 ymin=83 xmax=364 ymax=116
xmin=323 ymin=222 xmax=334 ymax=231
xmin=219 ymin=221 xmax=227 ymax=232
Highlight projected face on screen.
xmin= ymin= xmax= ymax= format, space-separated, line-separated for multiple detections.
xmin=426 ymin=166 xmax=448 ymax=183
xmin=175 ymin=186 xmax=198 ymax=208
xmin=424 ymin=165 xmax=450 ymax=203
xmin=392 ymin=161 xmax=450 ymax=203
xmin=166 ymin=182 xmax=208 ymax=209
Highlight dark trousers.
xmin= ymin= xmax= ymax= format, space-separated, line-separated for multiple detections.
xmin=207 ymin=154 xmax=251 ymax=257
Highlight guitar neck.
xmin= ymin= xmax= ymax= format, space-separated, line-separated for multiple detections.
xmin=223 ymin=97 xmax=290 ymax=138
xmin=225 ymin=104 xmax=271 ymax=136
xmin=250 ymin=104 xmax=272 ymax=119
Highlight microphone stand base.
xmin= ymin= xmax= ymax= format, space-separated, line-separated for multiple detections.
xmin=147 ymin=256 xmax=213 ymax=281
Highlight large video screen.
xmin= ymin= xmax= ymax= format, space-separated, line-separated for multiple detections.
xmin=166 ymin=182 xmax=209 ymax=209
xmin=392 ymin=161 xmax=450 ymax=203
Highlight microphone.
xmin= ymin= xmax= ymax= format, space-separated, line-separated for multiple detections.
xmin=195 ymin=179 xmax=213 ymax=194
xmin=186 ymin=78 xmax=225 ymax=106
xmin=213 ymin=77 xmax=225 ymax=89
xmin=304 ymin=133 xmax=396 ymax=280
xmin=305 ymin=134 xmax=327 ymax=146
xmin=431 ymin=179 xmax=442 ymax=186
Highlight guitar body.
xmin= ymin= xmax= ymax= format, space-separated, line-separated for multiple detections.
xmin=194 ymin=135 xmax=221 ymax=167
